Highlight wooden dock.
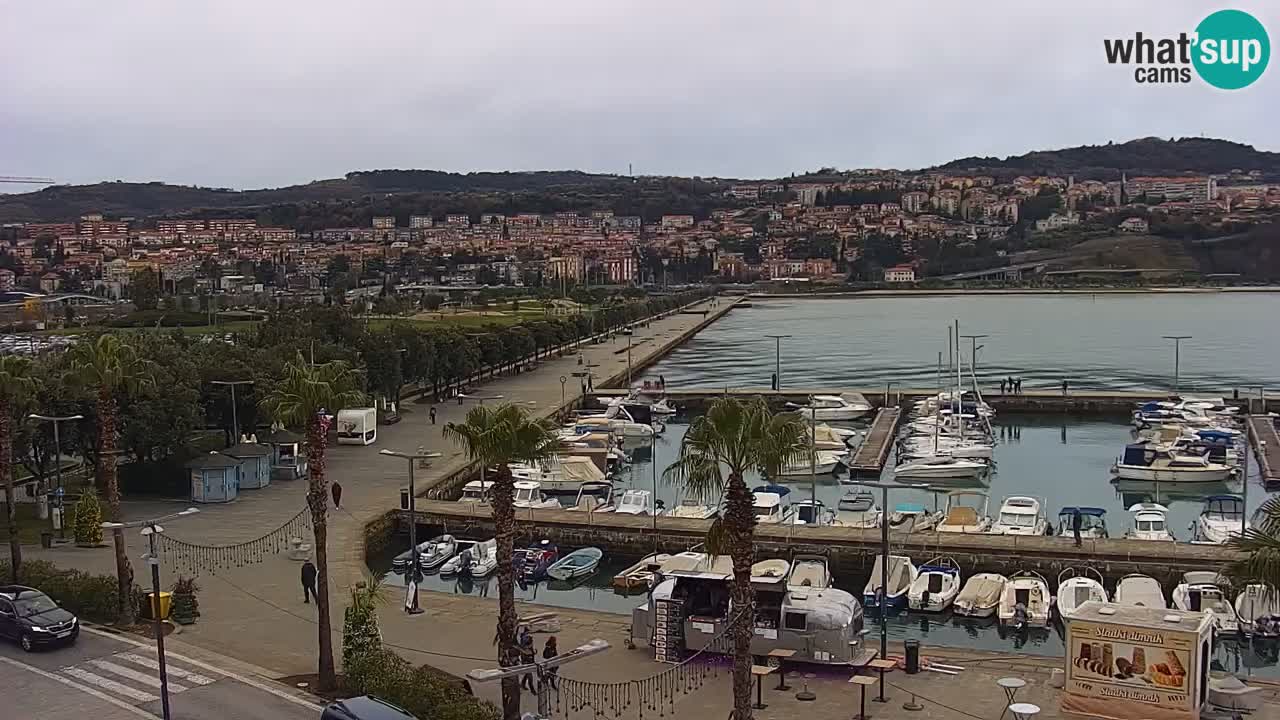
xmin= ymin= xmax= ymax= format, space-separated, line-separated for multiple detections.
xmin=845 ymin=407 xmax=900 ymax=480
xmin=1250 ymin=415 xmax=1280 ymax=482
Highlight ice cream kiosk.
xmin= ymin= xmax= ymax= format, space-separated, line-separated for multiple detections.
xmin=1063 ymin=601 xmax=1213 ymax=720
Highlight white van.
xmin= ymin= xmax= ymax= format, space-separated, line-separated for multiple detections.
xmin=335 ymin=407 xmax=377 ymax=445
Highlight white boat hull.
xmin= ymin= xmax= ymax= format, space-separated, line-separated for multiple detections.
xmin=1111 ymin=464 xmax=1232 ymax=483
xmin=895 ymin=463 xmax=987 ymax=480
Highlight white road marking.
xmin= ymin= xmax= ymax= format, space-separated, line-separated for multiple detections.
xmin=87 ymin=658 xmax=188 ymax=692
xmin=0 ymin=655 xmax=158 ymax=719
xmin=81 ymin=626 xmax=322 ymax=710
xmin=117 ymin=652 xmax=214 ymax=685
xmin=62 ymin=666 xmax=160 ymax=703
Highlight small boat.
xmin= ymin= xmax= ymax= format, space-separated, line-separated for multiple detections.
xmin=863 ymin=554 xmax=917 ymax=612
xmin=935 ymin=491 xmax=992 ymax=534
xmin=997 ymin=571 xmax=1051 ymax=629
xmin=458 ymin=480 xmax=493 ymax=504
xmin=1055 ymin=507 xmax=1108 ymax=539
xmin=954 ymin=573 xmax=1007 ymax=618
xmin=547 ymin=547 xmax=604 ymax=581
xmin=615 ymin=489 xmax=659 ymax=516
xmin=898 ymin=438 xmax=994 ymax=461
xmin=1172 ymin=571 xmax=1240 ymax=633
xmin=887 ymin=503 xmax=940 ymax=533
xmin=908 ymin=557 xmax=962 ymax=612
xmin=894 ymin=456 xmax=988 ymax=481
xmin=1125 ymin=503 xmax=1175 ymax=541
xmin=786 ymin=555 xmax=832 ymax=589
xmin=521 ymin=540 xmax=560 ymax=582
xmin=1111 ymin=442 xmax=1234 ymax=483
xmin=1055 ymin=568 xmax=1107 ymax=620
xmin=789 ymin=499 xmax=837 ymax=526
xmin=988 ymin=496 xmax=1048 ymax=536
xmin=513 ymin=480 xmax=561 ymax=509
xmin=1193 ymin=495 xmax=1248 ymax=544
xmin=775 ymin=450 xmax=845 ymax=477
xmin=812 ymin=423 xmax=857 ymax=450
xmin=1234 ymin=584 xmax=1280 ymax=636
xmin=1207 ymin=675 xmax=1265 ymax=713
xmin=566 ymin=481 xmax=615 ymax=512
xmin=612 ymin=552 xmax=671 ymax=591
xmin=666 ymin=496 xmax=719 ymax=519
xmin=835 ymin=487 xmax=880 ymax=528
xmin=511 ymin=455 xmax=608 ymax=493
xmin=752 ymin=486 xmax=794 ymax=525
xmin=441 ymin=539 xmax=497 ymax=578
xmin=787 ymin=393 xmax=873 ymax=421
xmin=1114 ymin=574 xmax=1166 ymax=608
xmin=392 ymin=534 xmax=457 ymax=572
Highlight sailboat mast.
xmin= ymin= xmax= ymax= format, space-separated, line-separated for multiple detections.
xmin=955 ymin=319 xmax=963 ymax=441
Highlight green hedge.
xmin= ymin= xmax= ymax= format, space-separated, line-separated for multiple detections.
xmin=345 ymin=648 xmax=499 ymax=720
xmin=106 ymin=309 xmax=211 ymax=328
xmin=0 ymin=559 xmax=139 ymax=624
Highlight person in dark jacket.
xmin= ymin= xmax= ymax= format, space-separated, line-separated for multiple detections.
xmin=429 ymin=407 xmax=437 ymax=425
xmin=1072 ymin=508 xmax=1083 ymax=547
xmin=331 ymin=481 xmax=343 ymax=509
xmin=542 ymin=636 xmax=559 ymax=690
xmin=518 ymin=627 xmax=537 ymax=691
xmin=302 ymin=559 xmax=318 ymax=603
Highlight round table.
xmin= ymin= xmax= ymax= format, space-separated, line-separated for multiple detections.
xmin=996 ymin=678 xmax=1027 ymax=720
xmin=1009 ymin=702 xmax=1041 ymax=720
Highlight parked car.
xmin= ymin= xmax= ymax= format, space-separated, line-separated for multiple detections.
xmin=321 ymin=695 xmax=419 ymax=720
xmin=0 ymin=585 xmax=79 ymax=651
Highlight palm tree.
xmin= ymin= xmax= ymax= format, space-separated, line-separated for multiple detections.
xmin=1225 ymin=496 xmax=1280 ymax=588
xmin=259 ymin=353 xmax=364 ymax=692
xmin=444 ymin=404 xmax=559 ymax=720
xmin=663 ymin=396 xmax=809 ymax=720
xmin=1 ymin=356 xmax=34 ymax=581
xmin=66 ymin=335 xmax=155 ymax=624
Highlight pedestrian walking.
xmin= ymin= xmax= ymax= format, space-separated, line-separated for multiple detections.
xmin=518 ymin=627 xmax=537 ymax=692
xmin=331 ymin=481 xmax=343 ymax=508
xmin=301 ymin=559 xmax=318 ymax=604
xmin=1000 ymin=379 xmax=1007 ymax=394
xmin=430 ymin=406 xmax=437 ymax=425
xmin=543 ymin=636 xmax=559 ymax=690
xmin=1072 ymin=507 xmax=1083 ymax=547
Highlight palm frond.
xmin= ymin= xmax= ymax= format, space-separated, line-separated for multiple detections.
xmin=258 ymin=352 xmax=367 ymax=428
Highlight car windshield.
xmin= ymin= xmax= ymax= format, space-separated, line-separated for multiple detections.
xmin=14 ymin=593 xmax=58 ymax=617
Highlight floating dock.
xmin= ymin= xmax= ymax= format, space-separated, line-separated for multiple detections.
xmin=845 ymin=407 xmax=900 ymax=480
xmin=1250 ymin=415 xmax=1280 ymax=483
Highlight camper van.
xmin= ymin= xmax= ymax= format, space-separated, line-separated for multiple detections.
xmin=335 ymin=407 xmax=377 ymax=445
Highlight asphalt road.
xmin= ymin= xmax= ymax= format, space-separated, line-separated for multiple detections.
xmin=0 ymin=626 xmax=323 ymax=720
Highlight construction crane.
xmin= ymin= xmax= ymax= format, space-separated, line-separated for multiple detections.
xmin=0 ymin=176 xmax=55 ymax=184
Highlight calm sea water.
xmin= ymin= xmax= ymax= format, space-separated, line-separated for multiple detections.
xmin=646 ymin=294 xmax=1280 ymax=391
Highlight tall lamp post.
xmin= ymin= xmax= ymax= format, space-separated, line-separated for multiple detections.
xmin=209 ymin=380 xmax=254 ymax=443
xmin=1162 ymin=335 xmax=1192 ymax=392
xmin=102 ymin=507 xmax=200 ymax=720
xmin=765 ymin=334 xmax=791 ymax=391
xmin=379 ymin=449 xmax=441 ymax=614
xmin=959 ymin=334 xmax=989 ymax=390
xmin=849 ymin=480 xmax=929 ymax=663
xmin=27 ymin=413 xmax=84 ymax=539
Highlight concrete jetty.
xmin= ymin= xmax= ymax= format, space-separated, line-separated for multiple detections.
xmin=1250 ymin=415 xmax=1280 ymax=483
xmin=845 ymin=407 xmax=900 ymax=480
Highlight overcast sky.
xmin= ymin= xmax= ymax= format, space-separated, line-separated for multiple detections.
xmin=1 ymin=1 xmax=1276 ymax=189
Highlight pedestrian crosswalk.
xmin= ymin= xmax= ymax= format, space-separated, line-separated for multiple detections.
xmin=60 ymin=650 xmax=217 ymax=705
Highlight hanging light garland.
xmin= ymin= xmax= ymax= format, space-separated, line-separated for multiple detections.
xmin=156 ymin=506 xmax=313 ymax=577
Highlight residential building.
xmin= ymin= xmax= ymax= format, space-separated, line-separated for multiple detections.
xmin=409 ymin=215 xmax=434 ymax=229
xmin=729 ymin=184 xmax=760 ymax=200
xmin=884 ymin=264 xmax=916 ymax=283
xmin=372 ymin=216 xmax=395 ymax=229
xmin=660 ymin=215 xmax=695 ymax=229
xmin=1124 ymin=176 xmax=1214 ymax=202
xmin=1119 ymin=217 xmax=1149 ymax=233
xmin=0 ymin=268 xmax=14 ymax=291
xmin=1034 ymin=211 xmax=1080 ymax=232
xmin=901 ymin=191 xmax=929 ymax=213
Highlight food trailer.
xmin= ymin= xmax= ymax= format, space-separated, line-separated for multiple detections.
xmin=1062 ymin=601 xmax=1213 ymax=720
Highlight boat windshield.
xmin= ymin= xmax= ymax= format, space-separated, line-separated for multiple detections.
xmin=999 ymin=512 xmax=1037 ymax=528
xmin=514 ymin=487 xmax=534 ymax=502
xmin=1137 ymin=519 xmax=1165 ymax=532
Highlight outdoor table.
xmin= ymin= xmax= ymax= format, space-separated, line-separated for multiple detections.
xmin=997 ymin=677 xmax=1027 ymax=720
xmin=868 ymin=658 xmax=896 ymax=702
xmin=751 ymin=665 xmax=776 ymax=710
xmin=1009 ymin=702 xmax=1041 ymax=720
xmin=849 ymin=675 xmax=879 ymax=720
xmin=768 ymin=648 xmax=797 ymax=690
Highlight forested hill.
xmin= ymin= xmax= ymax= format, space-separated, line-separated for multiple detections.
xmin=935 ymin=137 xmax=1280 ymax=179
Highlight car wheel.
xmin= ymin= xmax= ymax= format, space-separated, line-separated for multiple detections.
xmin=20 ymin=634 xmax=35 ymax=652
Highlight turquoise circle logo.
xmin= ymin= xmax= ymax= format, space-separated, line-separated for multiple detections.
xmin=1193 ymin=9 xmax=1270 ymax=89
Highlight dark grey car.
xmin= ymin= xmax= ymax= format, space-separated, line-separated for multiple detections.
xmin=0 ymin=585 xmax=79 ymax=652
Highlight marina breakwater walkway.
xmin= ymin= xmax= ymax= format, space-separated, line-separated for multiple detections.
xmin=1250 ymin=415 xmax=1280 ymax=483
xmin=404 ymin=500 xmax=1241 ymax=583
xmin=844 ymin=407 xmax=900 ymax=480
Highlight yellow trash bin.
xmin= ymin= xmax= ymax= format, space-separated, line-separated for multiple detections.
xmin=147 ymin=591 xmax=173 ymax=620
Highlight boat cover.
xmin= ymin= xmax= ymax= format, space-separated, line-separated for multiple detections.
xmin=813 ymin=424 xmax=851 ymax=447
xmin=562 ymin=456 xmax=606 ymax=484
xmin=957 ymin=575 xmax=1003 ymax=607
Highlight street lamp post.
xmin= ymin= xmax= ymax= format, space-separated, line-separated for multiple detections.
xmin=850 ymin=480 xmax=929 ymax=665
xmin=959 ymin=334 xmax=989 ymax=390
xmin=379 ymin=449 xmax=442 ymax=614
xmin=765 ymin=334 xmax=791 ymax=391
xmin=209 ymin=380 xmax=254 ymax=444
xmin=1162 ymin=336 xmax=1192 ymax=392
xmin=27 ymin=413 xmax=84 ymax=539
xmin=102 ymin=508 xmax=200 ymax=720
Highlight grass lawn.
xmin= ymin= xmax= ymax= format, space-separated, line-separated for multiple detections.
xmin=34 ymin=320 xmax=263 ymax=337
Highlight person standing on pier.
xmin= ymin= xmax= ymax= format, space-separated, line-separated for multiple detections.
xmin=1015 ymin=378 xmax=1022 ymax=393
xmin=1071 ymin=507 xmax=1083 ymax=547
xmin=1062 ymin=379 xmax=1069 ymax=397
xmin=430 ymin=406 xmax=437 ymax=425
xmin=1000 ymin=379 xmax=1007 ymax=394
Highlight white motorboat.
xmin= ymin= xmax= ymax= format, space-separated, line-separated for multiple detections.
xmin=898 ymin=438 xmax=994 ymax=461
xmin=565 ymin=481 xmax=615 ymax=512
xmin=998 ymin=571 xmax=1052 ymax=629
xmin=894 ymin=456 xmax=988 ymax=481
xmin=615 ymin=489 xmax=660 ymax=515
xmin=666 ymin=496 xmax=718 ymax=519
xmin=1234 ymin=584 xmax=1280 ymax=636
xmin=513 ymin=480 xmax=561 ymax=510
xmin=787 ymin=393 xmax=873 ymax=421
xmin=392 ymin=534 xmax=457 ymax=572
xmin=787 ymin=555 xmax=832 ymax=589
xmin=1055 ymin=507 xmax=1108 ymax=539
xmin=908 ymin=557 xmax=961 ymax=612
xmin=1111 ymin=442 xmax=1234 ymax=483
xmin=510 ymin=455 xmax=607 ymax=493
xmin=547 ymin=547 xmax=604 ymax=581
xmin=887 ymin=503 xmax=941 ymax=533
xmin=1193 ymin=495 xmax=1248 ymax=544
xmin=458 ymin=479 xmax=493 ymax=505
xmin=752 ymin=485 xmax=794 ymax=525
xmin=988 ymin=496 xmax=1048 ymax=536
xmin=812 ymin=423 xmax=857 ymax=450
xmin=1114 ymin=574 xmax=1166 ymax=608
xmin=613 ymin=391 xmax=676 ymax=416
xmin=835 ymin=487 xmax=880 ymax=528
xmin=775 ymin=449 xmax=846 ymax=477
xmin=1125 ymin=503 xmax=1175 ymax=541
xmin=863 ymin=554 xmax=917 ymax=612
xmin=612 ymin=552 xmax=672 ymax=591
xmin=570 ymin=415 xmax=656 ymax=441
xmin=1055 ymin=568 xmax=1107 ymax=620
xmin=440 ymin=538 xmax=497 ymax=578
xmin=789 ymin=499 xmax=837 ymax=527
xmin=953 ymin=573 xmax=1007 ymax=618
xmin=1171 ymin=571 xmax=1240 ymax=633
xmin=935 ymin=491 xmax=992 ymax=534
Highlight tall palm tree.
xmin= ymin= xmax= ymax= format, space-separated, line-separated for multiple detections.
xmin=1 ymin=356 xmax=34 ymax=581
xmin=66 ymin=335 xmax=154 ymax=625
xmin=444 ymin=404 xmax=559 ymax=720
xmin=1225 ymin=496 xmax=1280 ymax=587
xmin=259 ymin=353 xmax=364 ymax=692
xmin=663 ymin=396 xmax=809 ymax=720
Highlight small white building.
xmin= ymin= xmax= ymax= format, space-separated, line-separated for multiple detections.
xmin=1119 ymin=217 xmax=1149 ymax=233
xmin=1035 ymin=211 xmax=1080 ymax=232
xmin=884 ymin=265 xmax=916 ymax=283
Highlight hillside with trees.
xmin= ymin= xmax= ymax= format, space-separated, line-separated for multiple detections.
xmin=936 ymin=137 xmax=1280 ymax=180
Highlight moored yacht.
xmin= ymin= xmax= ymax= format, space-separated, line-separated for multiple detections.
xmin=863 ymin=554 xmax=916 ymax=612
xmin=935 ymin=491 xmax=992 ymax=534
xmin=1114 ymin=574 xmax=1166 ymax=608
xmin=1055 ymin=507 xmax=1108 ymax=538
xmin=512 ymin=480 xmax=561 ymax=509
xmin=1111 ymin=442 xmax=1234 ymax=483
xmin=615 ymin=489 xmax=660 ymax=516
xmin=1193 ymin=495 xmax=1248 ymax=544
xmin=787 ymin=393 xmax=873 ymax=421
xmin=458 ymin=479 xmax=493 ymax=505
xmin=997 ymin=571 xmax=1052 ymax=629
xmin=789 ymin=499 xmax=837 ymax=527
xmin=1171 ymin=571 xmax=1240 ymax=633
xmin=666 ymin=495 xmax=719 ymax=519
xmin=752 ymin=485 xmax=794 ymax=525
xmin=1054 ymin=567 xmax=1107 ymax=620
xmin=565 ymin=481 xmax=615 ymax=512
xmin=1125 ymin=503 xmax=1175 ymax=541
xmin=510 ymin=455 xmax=607 ymax=493
xmin=894 ymin=455 xmax=988 ymax=481
xmin=907 ymin=557 xmax=961 ymax=612
xmin=988 ymin=496 xmax=1048 ymax=536
xmin=835 ymin=487 xmax=880 ymax=528
xmin=1235 ymin=584 xmax=1280 ymax=636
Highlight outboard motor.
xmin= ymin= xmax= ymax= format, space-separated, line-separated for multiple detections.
xmin=1013 ymin=602 xmax=1028 ymax=631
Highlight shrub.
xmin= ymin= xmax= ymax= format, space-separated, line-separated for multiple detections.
xmin=0 ymin=559 xmax=137 ymax=624
xmin=72 ymin=490 xmax=103 ymax=546
xmin=171 ymin=576 xmax=200 ymax=624
xmin=342 ymin=581 xmax=383 ymax=669
xmin=345 ymin=647 xmax=498 ymax=720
